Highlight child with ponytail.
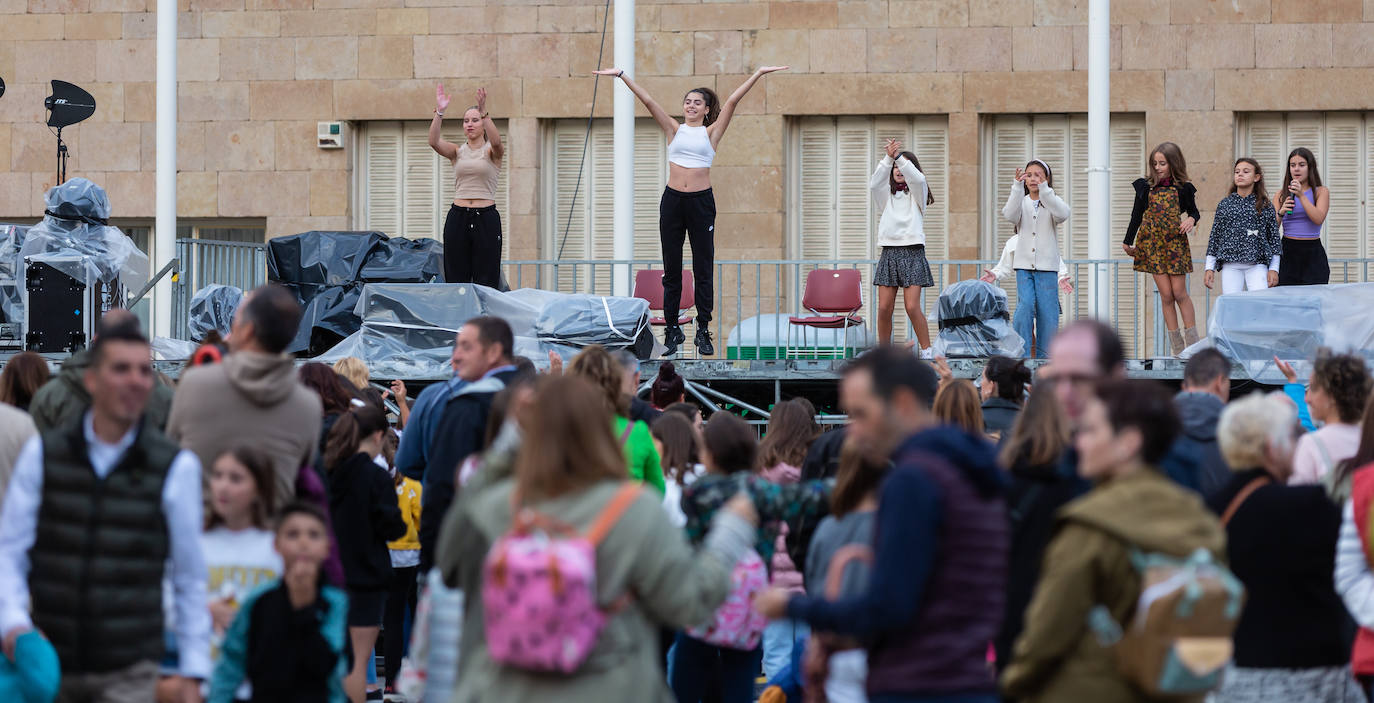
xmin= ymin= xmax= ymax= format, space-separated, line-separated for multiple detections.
xmin=322 ymin=404 xmax=407 ymax=701
xmin=870 ymin=138 xmax=936 ymax=353
xmin=1204 ymin=158 xmax=1281 ymax=295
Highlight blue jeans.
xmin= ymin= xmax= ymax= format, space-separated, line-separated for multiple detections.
xmin=668 ymin=632 xmax=763 ymax=703
xmin=761 ymin=619 xmax=809 ymax=681
xmin=1013 ymin=270 xmax=1060 ymax=359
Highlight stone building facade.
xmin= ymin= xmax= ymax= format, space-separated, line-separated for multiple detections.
xmin=1 ymin=0 xmax=1372 ymax=348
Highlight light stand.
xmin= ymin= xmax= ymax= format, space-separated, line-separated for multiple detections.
xmin=44 ymin=80 xmax=96 ymax=186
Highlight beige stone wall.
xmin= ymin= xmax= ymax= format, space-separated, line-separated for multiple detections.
xmin=1 ymin=0 xmax=1372 ymax=256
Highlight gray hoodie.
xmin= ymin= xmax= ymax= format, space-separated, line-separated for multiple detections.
xmin=167 ymin=351 xmax=322 ymax=509
xmin=1174 ymin=391 xmax=1230 ymax=500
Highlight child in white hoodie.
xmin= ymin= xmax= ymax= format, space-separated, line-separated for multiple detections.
xmin=981 ymin=159 xmax=1072 ymax=359
xmin=869 ymin=138 xmax=935 ymax=356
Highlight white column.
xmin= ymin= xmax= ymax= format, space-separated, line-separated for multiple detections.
xmin=153 ymin=0 xmax=177 ymax=339
xmin=612 ymin=0 xmax=635 ymax=297
xmin=1087 ymin=0 xmax=1111 ymax=319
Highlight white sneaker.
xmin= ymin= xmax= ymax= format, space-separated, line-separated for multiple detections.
xmin=919 ymin=347 xmax=935 ymax=359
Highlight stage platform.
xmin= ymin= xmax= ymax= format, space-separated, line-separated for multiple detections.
xmin=0 ymin=351 xmax=1274 ymax=421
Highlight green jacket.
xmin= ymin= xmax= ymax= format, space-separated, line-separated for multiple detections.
xmin=615 ymin=415 xmax=665 ymax=496
xmin=438 ymin=469 xmax=734 ymax=703
xmin=1001 ymin=468 xmax=1226 ymax=703
xmin=28 ymin=350 xmax=173 ymax=434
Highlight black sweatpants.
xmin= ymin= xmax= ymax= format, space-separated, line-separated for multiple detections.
xmin=659 ymin=187 xmax=716 ymax=326
xmin=383 ymin=564 xmax=418 ymax=687
xmin=442 ymin=204 xmax=502 ymax=288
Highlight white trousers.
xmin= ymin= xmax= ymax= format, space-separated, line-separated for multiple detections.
xmin=1221 ymin=262 xmax=1269 ymax=295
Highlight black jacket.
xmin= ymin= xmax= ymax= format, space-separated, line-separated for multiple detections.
xmin=981 ymin=398 xmax=1021 ymax=439
xmin=1174 ymin=391 xmax=1230 ymax=501
xmin=420 ymin=368 xmax=516 ymax=570
xmin=1124 ymin=178 xmax=1201 ymax=247
xmin=241 ymin=582 xmax=344 ymax=703
xmin=328 ymin=452 xmax=406 ymax=592
xmin=994 ymin=454 xmax=1089 ymax=673
xmin=1207 ymin=468 xmax=1353 ymax=668
xmin=629 ymin=396 xmax=663 ymax=425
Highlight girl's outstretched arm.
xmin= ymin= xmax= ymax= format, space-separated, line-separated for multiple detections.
xmin=594 ymin=69 xmax=679 ymax=141
xmin=709 ymin=66 xmax=789 ymax=149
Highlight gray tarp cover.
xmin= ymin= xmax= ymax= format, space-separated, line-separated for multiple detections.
xmin=6 ymin=179 xmax=147 ymax=322
xmin=932 ymin=279 xmax=1026 ymax=358
xmin=187 ymin=284 xmax=243 ymax=342
xmin=313 ymin=283 xmax=651 ymax=379
xmin=1200 ymin=282 xmax=1374 ymax=383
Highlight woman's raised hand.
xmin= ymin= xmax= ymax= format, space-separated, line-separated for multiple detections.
xmin=435 ymin=83 xmax=451 ymax=112
xmin=884 ymin=138 xmax=899 ymax=159
xmin=756 ymin=66 xmax=790 ymax=74
xmin=476 ymin=87 xmax=487 ymax=114
xmin=593 ymin=68 xmax=624 ymax=76
xmin=1014 ymin=167 xmax=1026 ymax=182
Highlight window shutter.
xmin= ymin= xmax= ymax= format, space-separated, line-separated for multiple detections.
xmin=989 ymin=116 xmax=1032 ymax=257
xmin=1067 ymin=119 xmax=1091 ymax=259
xmin=1285 ymin=114 xmax=1325 ymax=175
xmin=633 ymin=126 xmax=666 ymax=264
xmin=364 ymin=124 xmax=402 ymax=238
xmin=401 ymin=129 xmax=439 ymax=240
xmin=913 ymin=117 xmax=948 ymax=260
xmin=1323 ymin=114 xmax=1363 ymax=261
xmin=1367 ymin=118 xmax=1374 ymax=263
xmin=1244 ymin=114 xmax=1285 ymax=195
xmin=797 ymin=118 xmax=838 ymax=261
xmin=589 ymin=127 xmax=616 ymax=293
xmin=551 ymin=122 xmax=590 ymax=290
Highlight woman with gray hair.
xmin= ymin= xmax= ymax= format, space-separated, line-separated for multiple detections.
xmin=1207 ymin=393 xmax=1360 ymax=702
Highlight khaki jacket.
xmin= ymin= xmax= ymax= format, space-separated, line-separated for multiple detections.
xmin=1001 ymin=468 xmax=1226 ymax=703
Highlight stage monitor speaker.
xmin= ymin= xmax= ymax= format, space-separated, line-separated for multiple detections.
xmin=24 ymin=259 xmax=90 ymax=354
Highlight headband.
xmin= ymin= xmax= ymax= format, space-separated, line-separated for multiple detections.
xmin=1030 ymin=159 xmax=1051 ymax=176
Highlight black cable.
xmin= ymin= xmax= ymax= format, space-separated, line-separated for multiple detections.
xmin=555 ymin=0 xmax=614 ymax=261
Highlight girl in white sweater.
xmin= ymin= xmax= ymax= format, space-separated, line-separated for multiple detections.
xmin=980 ymin=160 xmax=1072 ymax=359
xmin=869 ymin=139 xmax=935 ymax=354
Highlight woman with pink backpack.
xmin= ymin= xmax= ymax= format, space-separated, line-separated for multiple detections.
xmin=434 ymin=375 xmax=760 ymax=703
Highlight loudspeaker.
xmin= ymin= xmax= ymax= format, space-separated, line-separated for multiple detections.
xmin=24 ymin=259 xmax=90 ymax=353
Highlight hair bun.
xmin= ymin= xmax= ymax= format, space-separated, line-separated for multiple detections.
xmin=658 ymin=361 xmax=677 ymax=379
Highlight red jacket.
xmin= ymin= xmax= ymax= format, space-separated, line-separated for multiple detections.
xmin=1350 ymin=467 xmax=1374 ymax=674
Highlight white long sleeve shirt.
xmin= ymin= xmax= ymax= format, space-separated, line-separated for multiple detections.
xmin=987 ymin=235 xmax=1071 ymax=284
xmin=1335 ymin=500 xmax=1374 ymax=628
xmin=1001 ymin=181 xmax=1069 ymax=273
xmin=869 ymin=155 xmax=929 ymax=248
xmin=0 ymin=414 xmax=212 ymax=679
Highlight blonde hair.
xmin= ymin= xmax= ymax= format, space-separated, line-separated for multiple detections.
xmin=1217 ymin=392 xmax=1298 ymax=471
xmin=566 ymin=345 xmax=630 ymax=417
xmin=332 ymin=356 xmax=369 ymax=391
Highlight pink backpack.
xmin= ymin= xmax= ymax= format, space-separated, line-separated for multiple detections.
xmin=686 ymin=547 xmax=769 ymax=650
xmin=482 ymin=483 xmax=642 ymax=673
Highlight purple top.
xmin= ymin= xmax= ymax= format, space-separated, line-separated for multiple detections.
xmin=1283 ymin=188 xmax=1322 ymax=240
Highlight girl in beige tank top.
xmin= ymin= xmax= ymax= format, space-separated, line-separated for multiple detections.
xmin=430 ymin=84 xmax=505 ymax=288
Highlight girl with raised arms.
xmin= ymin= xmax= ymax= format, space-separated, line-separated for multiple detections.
xmin=594 ymin=66 xmax=789 ymax=357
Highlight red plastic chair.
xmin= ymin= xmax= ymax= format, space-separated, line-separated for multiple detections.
xmin=633 ymin=269 xmax=695 ymax=327
xmin=788 ymin=268 xmax=867 ymax=357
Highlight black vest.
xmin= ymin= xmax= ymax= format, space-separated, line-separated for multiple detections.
xmin=30 ymin=418 xmax=179 ymax=674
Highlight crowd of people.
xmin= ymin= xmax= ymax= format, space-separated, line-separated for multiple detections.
xmin=4 ymin=285 xmax=1374 ymax=703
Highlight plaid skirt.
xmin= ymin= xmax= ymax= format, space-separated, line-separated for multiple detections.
xmin=875 ymin=244 xmax=934 ymax=288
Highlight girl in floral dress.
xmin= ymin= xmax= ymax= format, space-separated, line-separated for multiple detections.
xmin=1122 ymin=142 xmax=1202 ymax=356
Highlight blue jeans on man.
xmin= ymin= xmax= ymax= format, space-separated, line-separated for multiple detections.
xmin=1013 ymin=270 xmax=1060 ymax=359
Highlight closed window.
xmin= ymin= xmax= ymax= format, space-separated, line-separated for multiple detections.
xmin=541 ymin=118 xmax=666 ymax=293
xmin=1238 ymin=112 xmax=1373 ymax=265
xmin=358 ymin=121 xmax=510 ymax=259
xmin=981 ymin=114 xmax=1146 ymax=354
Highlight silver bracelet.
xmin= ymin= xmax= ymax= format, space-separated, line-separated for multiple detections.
xmin=435 ymin=110 xmax=444 ymax=117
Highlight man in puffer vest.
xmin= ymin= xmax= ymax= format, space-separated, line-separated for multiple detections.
xmin=0 ymin=318 xmax=210 ymax=703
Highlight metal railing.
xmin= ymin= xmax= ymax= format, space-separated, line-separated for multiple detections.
xmin=168 ymin=238 xmax=1374 ymax=360
xmin=171 ymin=239 xmax=269 ymax=340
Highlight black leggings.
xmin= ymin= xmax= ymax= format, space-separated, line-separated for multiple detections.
xmin=442 ymin=204 xmax=502 ymax=288
xmin=383 ymin=564 xmax=418 ymax=687
xmin=659 ymin=187 xmax=716 ymax=326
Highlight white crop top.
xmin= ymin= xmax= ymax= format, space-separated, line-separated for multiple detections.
xmin=667 ymin=124 xmax=715 ymax=168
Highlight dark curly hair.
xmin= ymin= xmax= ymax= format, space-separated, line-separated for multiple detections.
xmin=983 ymin=356 xmax=1030 ymax=403
xmin=1312 ymin=349 xmax=1372 ymax=424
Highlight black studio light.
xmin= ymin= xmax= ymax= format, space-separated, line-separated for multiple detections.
xmin=44 ymin=80 xmax=97 ymax=185
xmin=0 ymin=76 xmax=6 ymax=100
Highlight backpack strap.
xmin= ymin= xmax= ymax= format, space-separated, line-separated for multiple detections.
xmin=1312 ymin=434 xmax=1336 ymax=476
xmin=618 ymin=421 xmax=635 ymax=447
xmin=824 ymin=544 xmax=874 ymax=600
xmin=585 ymin=483 xmax=643 ymax=547
xmin=1220 ymin=476 xmax=1271 ymax=527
